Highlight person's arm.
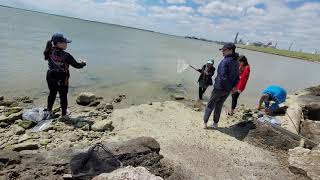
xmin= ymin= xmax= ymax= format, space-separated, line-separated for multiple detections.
xmin=258 ymin=94 xmax=269 ymax=110
xmin=66 ymin=54 xmax=86 ymax=69
xmin=220 ymin=60 xmax=232 ymax=91
xmin=237 ymin=66 xmax=250 ymax=92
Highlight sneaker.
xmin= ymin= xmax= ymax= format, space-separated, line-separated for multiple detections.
xmin=60 ymin=115 xmax=71 ymax=122
xmin=211 ymin=123 xmax=218 ymax=129
xmin=43 ymin=110 xmax=53 ymax=120
xmin=203 ymin=123 xmax=208 ymax=129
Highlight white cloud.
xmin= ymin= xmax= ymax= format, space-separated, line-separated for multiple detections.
xmin=166 ymin=0 xmax=186 ymax=4
xmin=198 ymin=1 xmax=244 ymax=16
xmin=246 ymin=6 xmax=265 ymax=15
xmin=0 ymin=0 xmax=319 ymax=52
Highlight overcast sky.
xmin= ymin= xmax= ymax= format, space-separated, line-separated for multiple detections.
xmin=1 ymin=0 xmax=319 ymax=52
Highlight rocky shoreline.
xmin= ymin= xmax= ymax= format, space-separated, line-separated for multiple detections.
xmin=0 ymin=85 xmax=319 ymax=179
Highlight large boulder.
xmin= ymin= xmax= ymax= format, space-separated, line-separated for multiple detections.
xmin=12 ymin=125 xmax=25 ymax=135
xmin=288 ymin=147 xmax=320 ymax=180
xmin=17 ymin=120 xmax=33 ymax=129
xmin=92 ymin=166 xmax=163 ymax=180
xmin=76 ymin=92 xmax=96 ymax=106
xmin=12 ymin=142 xmax=39 ymax=151
xmin=279 ymin=103 xmax=302 ymax=134
xmin=0 ymin=112 xmax=22 ymax=123
xmin=300 ymin=120 xmax=320 ymax=143
xmin=303 ymin=103 xmax=320 ymax=121
xmin=91 ymin=120 xmax=113 ymax=132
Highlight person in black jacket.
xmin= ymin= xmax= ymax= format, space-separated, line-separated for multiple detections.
xmin=197 ymin=60 xmax=215 ymax=100
xmin=203 ymin=43 xmax=239 ymax=129
xmin=43 ymin=33 xmax=86 ymax=117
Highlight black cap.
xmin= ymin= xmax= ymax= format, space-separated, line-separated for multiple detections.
xmin=219 ymin=43 xmax=236 ymax=51
xmin=51 ymin=33 xmax=72 ymax=44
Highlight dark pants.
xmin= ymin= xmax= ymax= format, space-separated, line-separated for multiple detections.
xmin=231 ymin=91 xmax=240 ymax=110
xmin=203 ymin=89 xmax=230 ymax=124
xmin=199 ymin=87 xmax=208 ymax=100
xmin=46 ymin=70 xmax=69 ymax=116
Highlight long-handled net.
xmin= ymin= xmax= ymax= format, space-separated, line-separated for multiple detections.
xmin=176 ymin=59 xmax=189 ymax=73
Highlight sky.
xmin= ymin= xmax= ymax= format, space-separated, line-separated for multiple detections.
xmin=1 ymin=0 xmax=319 ymax=53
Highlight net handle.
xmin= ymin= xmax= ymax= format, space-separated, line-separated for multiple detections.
xmin=90 ymin=143 xmax=123 ymax=167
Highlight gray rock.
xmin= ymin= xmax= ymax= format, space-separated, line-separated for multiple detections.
xmin=48 ymin=130 xmax=56 ymax=134
xmin=0 ymin=121 xmax=9 ymax=128
xmin=96 ymin=96 xmax=104 ymax=100
xmin=89 ymin=112 xmax=100 ymax=117
xmin=3 ymin=107 xmax=23 ymax=117
xmin=193 ymin=108 xmax=200 ymax=112
xmin=92 ymin=166 xmax=163 ymax=180
xmin=12 ymin=142 xmax=39 ymax=151
xmin=6 ymin=112 xmax=23 ymax=123
xmin=171 ymin=94 xmax=185 ymax=100
xmin=15 ymin=96 xmax=33 ymax=103
xmin=89 ymin=101 xmax=100 ymax=107
xmin=81 ymin=124 xmax=90 ymax=131
xmin=40 ymin=139 xmax=52 ymax=146
xmin=148 ymin=102 xmax=153 ymax=105
xmin=0 ymin=150 xmax=21 ymax=165
xmin=0 ymin=100 xmax=16 ymax=107
xmin=95 ymin=104 xmax=105 ymax=111
xmin=68 ymin=132 xmax=83 ymax=142
xmin=91 ymin=120 xmax=113 ymax=132
xmin=76 ymin=92 xmax=96 ymax=106
xmin=105 ymin=109 xmax=113 ymax=114
xmin=18 ymin=134 xmax=32 ymax=143
xmin=0 ymin=96 xmax=3 ymax=101
xmin=119 ymin=94 xmax=126 ymax=98
xmin=113 ymin=97 xmax=122 ymax=103
xmin=19 ymin=175 xmax=37 ymax=180
xmin=13 ymin=125 xmax=25 ymax=135
xmin=289 ymin=147 xmax=320 ymax=179
xmin=300 ymin=120 xmax=320 ymax=143
xmin=105 ymin=103 xmax=114 ymax=110
xmin=44 ymin=147 xmax=75 ymax=166
xmin=17 ymin=120 xmax=33 ymax=129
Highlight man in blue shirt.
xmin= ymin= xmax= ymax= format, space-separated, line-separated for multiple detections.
xmin=203 ymin=43 xmax=239 ymax=129
xmin=258 ymin=85 xmax=287 ymax=115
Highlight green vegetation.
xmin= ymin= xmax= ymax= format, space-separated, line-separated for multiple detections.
xmin=238 ymin=45 xmax=320 ymax=62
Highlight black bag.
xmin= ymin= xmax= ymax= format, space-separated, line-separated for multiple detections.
xmin=70 ymin=143 xmax=122 ymax=179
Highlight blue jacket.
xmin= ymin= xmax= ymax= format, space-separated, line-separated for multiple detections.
xmin=262 ymin=85 xmax=287 ymax=104
xmin=214 ymin=53 xmax=240 ymax=92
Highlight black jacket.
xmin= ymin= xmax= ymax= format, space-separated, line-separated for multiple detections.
xmin=197 ymin=65 xmax=215 ymax=86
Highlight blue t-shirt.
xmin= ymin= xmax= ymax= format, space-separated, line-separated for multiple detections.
xmin=262 ymin=85 xmax=287 ymax=104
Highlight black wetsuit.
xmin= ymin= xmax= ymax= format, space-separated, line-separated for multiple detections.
xmin=46 ymin=47 xmax=86 ymax=115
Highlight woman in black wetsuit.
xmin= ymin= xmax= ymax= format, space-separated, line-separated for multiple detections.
xmin=43 ymin=33 xmax=86 ymax=117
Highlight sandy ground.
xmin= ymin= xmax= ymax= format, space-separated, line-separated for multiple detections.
xmin=107 ymin=101 xmax=305 ymax=180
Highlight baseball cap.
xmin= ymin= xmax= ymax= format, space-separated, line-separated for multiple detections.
xmin=219 ymin=43 xmax=236 ymax=51
xmin=207 ymin=59 xmax=214 ymax=64
xmin=51 ymin=33 xmax=72 ymax=44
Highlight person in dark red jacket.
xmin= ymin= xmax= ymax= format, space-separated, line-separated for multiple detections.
xmin=228 ymin=55 xmax=250 ymax=116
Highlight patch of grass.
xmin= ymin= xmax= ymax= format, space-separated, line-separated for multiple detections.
xmin=238 ymin=45 xmax=320 ymax=62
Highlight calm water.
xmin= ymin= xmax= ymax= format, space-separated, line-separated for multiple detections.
xmin=1 ymin=6 xmax=319 ymax=107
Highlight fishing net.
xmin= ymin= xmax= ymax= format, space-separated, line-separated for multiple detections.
xmin=176 ymin=59 xmax=189 ymax=73
xmin=70 ymin=143 xmax=123 ymax=179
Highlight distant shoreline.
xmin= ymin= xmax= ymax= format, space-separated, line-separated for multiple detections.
xmin=238 ymin=45 xmax=320 ymax=63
